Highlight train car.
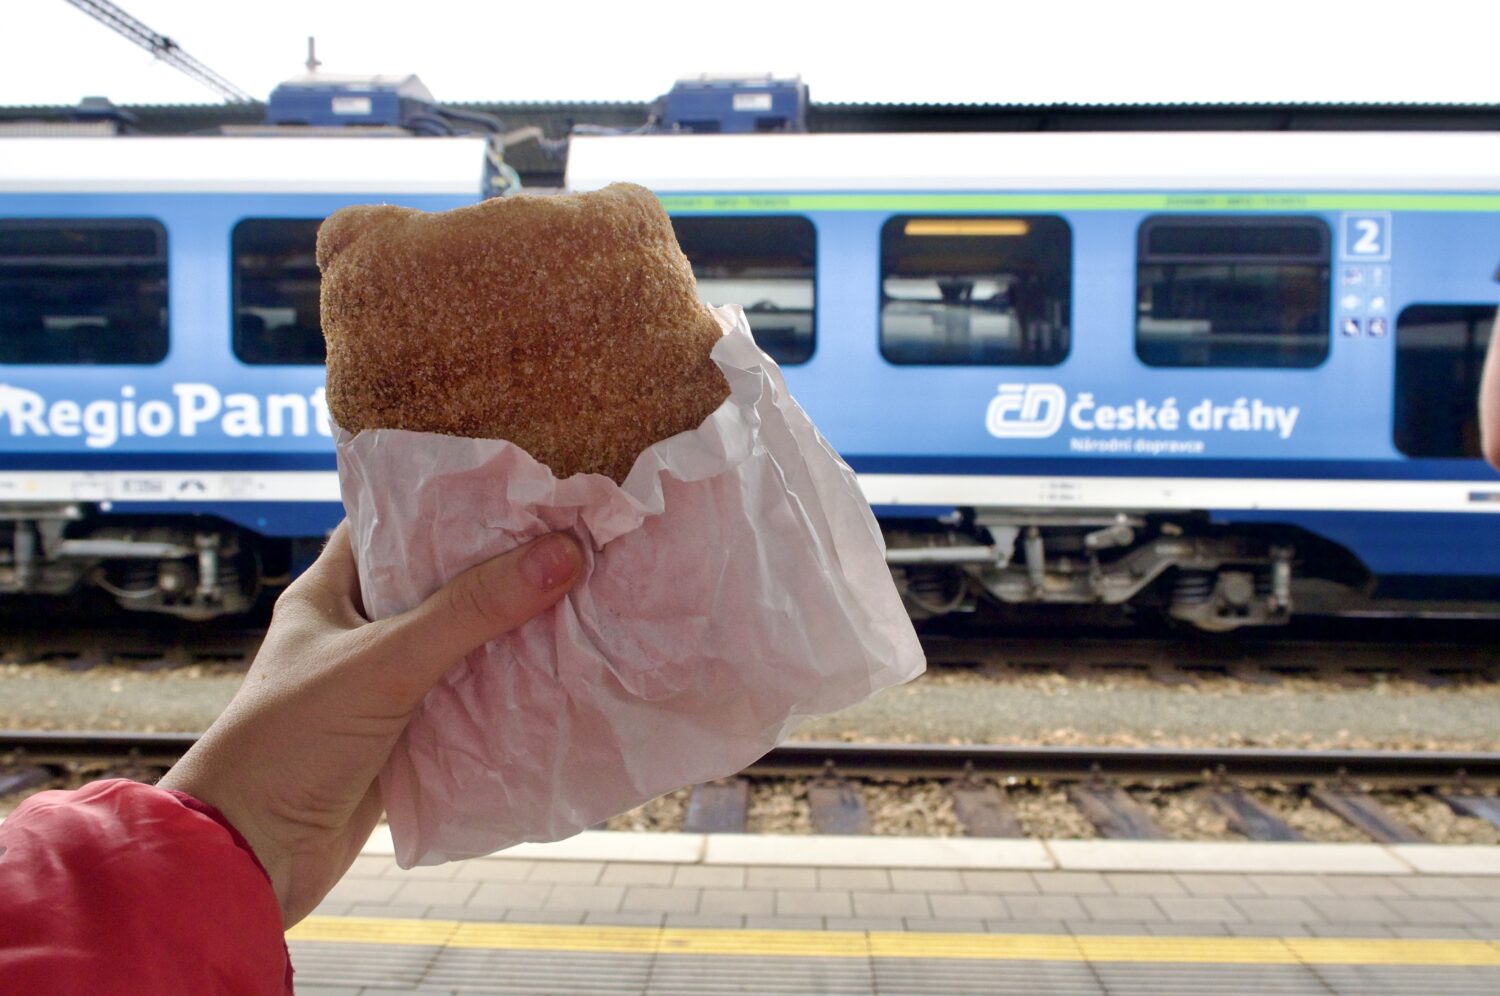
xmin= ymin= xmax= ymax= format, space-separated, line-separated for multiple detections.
xmin=3 ymin=128 xmax=1499 ymax=630
xmin=568 ymin=132 xmax=1500 ymax=628
xmin=0 ymin=135 xmax=486 ymax=617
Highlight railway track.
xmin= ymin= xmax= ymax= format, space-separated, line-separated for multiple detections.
xmin=4 ymin=623 xmax=1499 ymax=686
xmin=5 ymin=732 xmax=1499 ymax=845
xmin=920 ymin=633 xmax=1500 ymax=686
xmin=0 ymin=624 xmax=264 ymax=672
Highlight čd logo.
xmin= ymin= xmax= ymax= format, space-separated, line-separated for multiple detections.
xmin=986 ymin=383 xmax=1066 ymax=439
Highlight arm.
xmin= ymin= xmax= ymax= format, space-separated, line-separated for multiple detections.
xmin=160 ymin=521 xmax=582 ymax=925
xmin=0 ymin=780 xmax=293 ymax=994
xmin=1 ymin=521 xmax=580 ymax=995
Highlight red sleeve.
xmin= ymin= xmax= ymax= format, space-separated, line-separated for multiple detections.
xmin=0 ymin=779 xmax=292 ymax=995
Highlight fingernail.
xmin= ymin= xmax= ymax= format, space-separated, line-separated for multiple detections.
xmin=520 ymin=534 xmax=580 ymax=590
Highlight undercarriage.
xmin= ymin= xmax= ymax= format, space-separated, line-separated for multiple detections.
xmin=887 ymin=508 xmax=1298 ymax=632
xmin=0 ymin=503 xmax=263 ymax=620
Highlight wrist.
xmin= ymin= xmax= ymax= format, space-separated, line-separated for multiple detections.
xmin=158 ymin=786 xmax=279 ymax=884
xmin=160 ymin=755 xmax=293 ymax=917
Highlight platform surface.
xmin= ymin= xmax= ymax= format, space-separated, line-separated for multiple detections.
xmin=287 ymin=831 xmax=1500 ymax=994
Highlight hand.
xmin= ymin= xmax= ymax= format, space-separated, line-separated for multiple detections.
xmin=159 ymin=521 xmax=583 ymax=926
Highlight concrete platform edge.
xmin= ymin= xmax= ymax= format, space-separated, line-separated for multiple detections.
xmin=360 ymin=826 xmax=1500 ymax=875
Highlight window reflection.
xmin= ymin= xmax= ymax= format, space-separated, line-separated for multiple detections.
xmin=880 ymin=215 xmax=1071 ymax=366
xmin=232 ymin=219 xmax=325 ymax=365
xmin=671 ymin=215 xmax=815 ymax=365
xmin=0 ymin=219 xmax=168 ymax=365
xmin=1136 ymin=217 xmax=1330 ymax=368
xmin=1394 ymin=304 xmax=1496 ymax=457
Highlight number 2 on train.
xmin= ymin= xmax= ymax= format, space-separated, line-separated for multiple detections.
xmin=1342 ymin=212 xmax=1391 ymax=260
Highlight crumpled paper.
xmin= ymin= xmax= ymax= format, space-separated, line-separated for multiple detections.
xmin=336 ymin=304 xmax=925 ymax=867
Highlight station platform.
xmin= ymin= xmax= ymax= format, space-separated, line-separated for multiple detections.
xmin=290 ymin=830 xmax=1500 ymax=994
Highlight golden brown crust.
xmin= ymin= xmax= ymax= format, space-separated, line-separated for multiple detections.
xmin=318 ymin=183 xmax=730 ymax=482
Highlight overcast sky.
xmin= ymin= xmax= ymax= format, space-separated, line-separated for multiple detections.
xmin=4 ymin=0 xmax=1499 ymax=108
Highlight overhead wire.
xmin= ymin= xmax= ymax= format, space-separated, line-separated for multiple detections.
xmin=61 ymin=0 xmax=257 ymax=105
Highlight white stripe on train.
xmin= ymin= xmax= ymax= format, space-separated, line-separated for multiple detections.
xmin=0 ymin=471 xmax=1497 ymax=515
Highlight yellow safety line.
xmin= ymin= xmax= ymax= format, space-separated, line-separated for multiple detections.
xmin=290 ymin=916 xmax=458 ymax=947
xmin=454 ymin=922 xmax=663 ymax=954
xmin=288 ymin=916 xmax=1500 ymax=967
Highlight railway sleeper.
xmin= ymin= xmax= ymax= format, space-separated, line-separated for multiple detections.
xmin=948 ymin=781 xmax=1024 ymax=838
xmin=1065 ymin=780 xmax=1170 ymax=840
xmin=683 ymin=778 xmax=750 ymax=834
xmin=1208 ymin=787 xmax=1303 ymax=842
xmin=0 ymin=631 xmax=262 ymax=672
xmin=1309 ymin=786 xmax=1428 ymax=844
xmin=807 ymin=774 xmax=872 ymax=836
xmin=1146 ymin=662 xmax=1196 ymax=687
xmin=61 ymin=650 xmax=107 ymax=673
xmin=1440 ymin=792 xmax=1500 ymax=832
xmin=130 ymin=650 xmax=190 ymax=672
xmin=0 ymin=761 xmax=51 ymax=798
xmin=1226 ymin=662 xmax=1282 ymax=686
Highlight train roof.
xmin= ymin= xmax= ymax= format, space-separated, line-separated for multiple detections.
xmin=566 ymin=132 xmax=1500 ymax=193
xmin=0 ymin=136 xmax=487 ymax=194
xmin=3 ymin=99 xmax=1500 ymax=187
xmin=6 ymin=97 xmax=1500 ymax=132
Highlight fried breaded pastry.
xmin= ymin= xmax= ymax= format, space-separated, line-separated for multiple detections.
xmin=317 ymin=183 xmax=730 ymax=483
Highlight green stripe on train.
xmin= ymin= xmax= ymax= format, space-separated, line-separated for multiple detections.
xmin=658 ymin=193 xmax=1500 ymax=213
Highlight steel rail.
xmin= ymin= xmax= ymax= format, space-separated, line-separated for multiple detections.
xmin=753 ymin=742 xmax=1500 ymax=785
xmin=1 ymin=730 xmax=197 ymax=767
xmin=3 ymin=731 xmax=1498 ymax=787
xmin=5 ymin=623 xmax=1497 ymax=682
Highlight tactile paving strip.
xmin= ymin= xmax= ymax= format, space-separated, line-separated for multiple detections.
xmin=287 ymin=917 xmax=1500 ymax=993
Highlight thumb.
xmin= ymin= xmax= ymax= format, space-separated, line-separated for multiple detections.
xmin=375 ymin=532 xmax=583 ymax=697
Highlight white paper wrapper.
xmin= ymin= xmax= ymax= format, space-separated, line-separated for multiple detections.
xmin=337 ymin=305 xmax=925 ymax=867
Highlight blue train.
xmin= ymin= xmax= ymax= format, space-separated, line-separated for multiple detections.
xmin=568 ymin=132 xmax=1500 ymax=628
xmin=0 ymin=135 xmax=482 ymax=616
xmin=2 ymin=127 xmax=1498 ymax=628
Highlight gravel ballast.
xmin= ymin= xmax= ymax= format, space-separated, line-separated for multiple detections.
xmin=4 ymin=654 xmax=1498 ymax=842
xmin=3 ymin=660 xmax=1498 ymax=752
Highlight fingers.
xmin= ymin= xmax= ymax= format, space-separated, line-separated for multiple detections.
xmin=375 ymin=533 xmax=583 ymax=696
xmin=316 ymin=522 xmax=368 ymax=618
xmin=277 ymin=520 xmax=368 ymax=626
xmin=310 ymin=521 xmax=358 ymax=592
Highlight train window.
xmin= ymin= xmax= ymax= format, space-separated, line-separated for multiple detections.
xmin=1393 ymin=304 xmax=1496 ymax=458
xmin=669 ymin=215 xmax=815 ymax=365
xmin=232 ymin=218 xmax=326 ymax=365
xmin=0 ymin=219 xmax=168 ymax=365
xmin=879 ymin=215 xmax=1071 ymax=366
xmin=1136 ymin=216 xmax=1330 ymax=368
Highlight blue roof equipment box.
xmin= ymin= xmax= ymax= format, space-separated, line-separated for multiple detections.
xmin=267 ymin=73 xmax=437 ymax=128
xmin=660 ymin=74 xmax=808 ymax=134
